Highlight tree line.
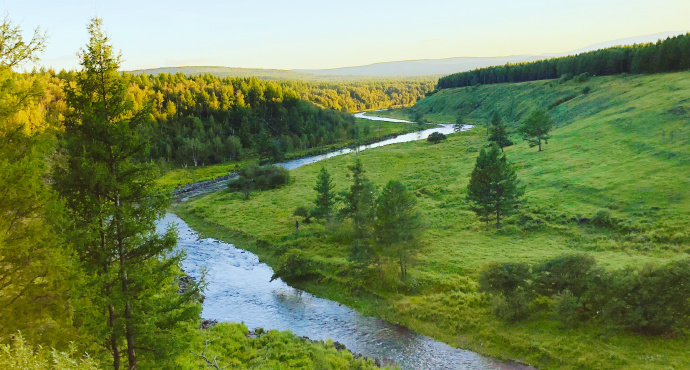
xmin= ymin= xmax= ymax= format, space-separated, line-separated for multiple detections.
xmin=437 ymin=33 xmax=690 ymax=89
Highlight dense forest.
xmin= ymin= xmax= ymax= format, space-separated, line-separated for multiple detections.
xmin=33 ymin=70 xmax=432 ymax=168
xmin=437 ymin=33 xmax=690 ymax=89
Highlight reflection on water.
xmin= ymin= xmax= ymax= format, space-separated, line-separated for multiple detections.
xmin=156 ymin=214 xmax=531 ymax=370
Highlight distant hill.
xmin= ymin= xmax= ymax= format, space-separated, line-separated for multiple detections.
xmin=295 ymin=31 xmax=689 ymax=77
xmin=129 ymin=31 xmax=689 ymax=79
xmin=126 ymin=66 xmax=438 ymax=82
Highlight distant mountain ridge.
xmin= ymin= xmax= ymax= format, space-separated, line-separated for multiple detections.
xmin=294 ymin=31 xmax=689 ymax=76
xmin=129 ymin=31 xmax=688 ymax=79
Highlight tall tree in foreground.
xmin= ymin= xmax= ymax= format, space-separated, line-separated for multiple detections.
xmin=466 ymin=143 xmax=524 ymax=229
xmin=488 ymin=112 xmax=513 ymax=152
xmin=375 ymin=181 xmax=422 ymax=278
xmin=54 ymin=18 xmax=200 ymax=369
xmin=0 ymin=16 xmax=77 ymax=346
xmin=312 ymin=166 xmax=335 ymax=221
xmin=519 ymin=109 xmax=553 ymax=152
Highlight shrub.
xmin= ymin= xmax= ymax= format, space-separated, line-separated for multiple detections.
xmin=574 ymin=72 xmax=590 ymax=83
xmin=228 ymin=164 xmax=290 ymax=198
xmin=271 ymin=249 xmax=320 ymax=282
xmin=558 ymin=73 xmax=573 ymax=84
xmin=533 ymin=254 xmax=596 ymax=297
xmin=591 ymin=209 xmax=616 ymax=228
xmin=427 ymin=132 xmax=447 ymax=144
xmin=293 ymin=206 xmax=312 ymax=224
xmin=582 ymin=86 xmax=591 ymax=95
xmin=479 ymin=262 xmax=531 ymax=295
xmin=552 ymin=290 xmax=582 ymax=328
xmin=491 ymin=289 xmax=532 ymax=322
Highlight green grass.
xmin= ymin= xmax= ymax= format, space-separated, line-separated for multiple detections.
xmin=173 ymin=71 xmax=690 ymax=369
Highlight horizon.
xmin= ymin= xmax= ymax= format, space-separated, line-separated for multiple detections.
xmin=2 ymin=0 xmax=689 ymax=72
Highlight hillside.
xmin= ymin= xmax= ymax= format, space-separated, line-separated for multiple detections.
xmin=175 ymin=71 xmax=690 ymax=368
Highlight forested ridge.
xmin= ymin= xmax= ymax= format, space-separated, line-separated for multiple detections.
xmin=26 ymin=70 xmax=432 ymax=168
xmin=437 ymin=32 xmax=690 ymax=89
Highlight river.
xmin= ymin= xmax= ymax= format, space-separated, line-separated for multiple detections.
xmin=160 ymin=112 xmax=532 ymax=369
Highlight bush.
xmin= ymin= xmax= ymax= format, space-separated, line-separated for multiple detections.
xmin=271 ymin=249 xmax=320 ymax=282
xmin=574 ymin=72 xmax=590 ymax=83
xmin=491 ymin=289 xmax=532 ymax=322
xmin=558 ymin=73 xmax=573 ymax=84
xmin=293 ymin=206 xmax=312 ymax=224
xmin=582 ymin=86 xmax=591 ymax=94
xmin=591 ymin=209 xmax=616 ymax=228
xmin=552 ymin=290 xmax=582 ymax=328
xmin=427 ymin=132 xmax=447 ymax=144
xmin=533 ymin=254 xmax=596 ymax=297
xmin=228 ymin=164 xmax=290 ymax=198
xmin=479 ymin=262 xmax=531 ymax=295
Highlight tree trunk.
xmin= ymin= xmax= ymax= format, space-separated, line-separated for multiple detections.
xmin=496 ymin=209 xmax=501 ymax=228
xmin=538 ymin=139 xmax=542 ymax=152
xmin=109 ymin=305 xmax=120 ymax=370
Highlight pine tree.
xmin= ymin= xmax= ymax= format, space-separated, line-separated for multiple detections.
xmin=375 ymin=181 xmax=422 ymax=278
xmin=466 ymin=143 xmax=524 ymax=229
xmin=54 ymin=18 xmax=200 ymax=369
xmin=0 ymin=17 xmax=76 ymax=346
xmin=519 ymin=109 xmax=553 ymax=152
xmin=313 ymin=166 xmax=335 ymax=221
xmin=341 ymin=159 xmax=378 ymax=267
xmin=488 ymin=112 xmax=513 ymax=152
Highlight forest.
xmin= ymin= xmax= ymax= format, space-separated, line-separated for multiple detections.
xmin=437 ymin=32 xmax=690 ymax=89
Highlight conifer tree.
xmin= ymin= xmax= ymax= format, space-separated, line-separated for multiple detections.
xmin=54 ymin=18 xmax=200 ymax=369
xmin=341 ymin=159 xmax=378 ymax=267
xmin=0 ymin=16 xmax=77 ymax=346
xmin=313 ymin=166 xmax=335 ymax=221
xmin=375 ymin=181 xmax=422 ymax=278
xmin=488 ymin=112 xmax=513 ymax=152
xmin=519 ymin=109 xmax=553 ymax=151
xmin=466 ymin=143 xmax=524 ymax=229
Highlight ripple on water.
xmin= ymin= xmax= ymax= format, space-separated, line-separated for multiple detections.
xmin=156 ymin=214 xmax=532 ymax=370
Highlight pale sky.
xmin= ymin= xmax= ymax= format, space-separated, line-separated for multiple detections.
xmin=2 ymin=0 xmax=689 ymax=71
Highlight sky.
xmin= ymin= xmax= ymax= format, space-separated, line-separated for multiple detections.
xmin=2 ymin=0 xmax=689 ymax=71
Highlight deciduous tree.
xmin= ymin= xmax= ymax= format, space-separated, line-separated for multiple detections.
xmin=519 ymin=109 xmax=553 ymax=152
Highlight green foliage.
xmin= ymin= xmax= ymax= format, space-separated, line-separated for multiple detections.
xmin=466 ymin=143 xmax=524 ymax=228
xmin=437 ymin=33 xmax=690 ymax=89
xmin=519 ymin=109 xmax=553 ymax=151
xmin=341 ymin=159 xmax=379 ymax=267
xmin=293 ymin=206 xmax=312 ymax=223
xmin=375 ymin=181 xmax=423 ymax=278
xmin=533 ymin=254 xmax=596 ymax=297
xmin=487 ymin=113 xmax=513 ymax=151
xmin=582 ymin=85 xmax=591 ymax=94
xmin=271 ymin=249 xmax=320 ymax=282
xmin=491 ymin=289 xmax=532 ymax=322
xmin=0 ymin=333 xmax=99 ymax=370
xmin=191 ymin=323 xmax=383 ymax=369
xmin=228 ymin=164 xmax=290 ymax=199
xmin=479 ymin=262 xmax=531 ymax=295
xmin=313 ymin=166 xmax=336 ymax=220
xmin=426 ymin=131 xmax=446 ymax=144
xmin=54 ymin=18 xmax=201 ymax=368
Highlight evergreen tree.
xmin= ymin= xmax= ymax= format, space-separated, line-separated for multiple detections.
xmin=54 ymin=18 xmax=200 ymax=369
xmin=0 ymin=17 xmax=76 ymax=346
xmin=375 ymin=181 xmax=422 ymax=278
xmin=466 ymin=143 xmax=524 ymax=229
xmin=341 ymin=159 xmax=378 ymax=267
xmin=488 ymin=112 xmax=513 ymax=152
xmin=313 ymin=167 xmax=336 ymax=220
xmin=519 ymin=109 xmax=553 ymax=152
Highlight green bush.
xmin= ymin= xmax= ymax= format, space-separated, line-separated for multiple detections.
xmin=491 ymin=289 xmax=532 ymax=322
xmin=591 ymin=209 xmax=617 ymax=228
xmin=574 ymin=72 xmax=590 ymax=83
xmin=582 ymin=86 xmax=591 ymax=94
xmin=533 ymin=254 xmax=596 ymax=297
xmin=479 ymin=262 xmax=531 ymax=295
xmin=552 ymin=290 xmax=582 ymax=328
xmin=427 ymin=132 xmax=447 ymax=144
xmin=271 ymin=249 xmax=320 ymax=282
xmin=228 ymin=164 xmax=290 ymax=198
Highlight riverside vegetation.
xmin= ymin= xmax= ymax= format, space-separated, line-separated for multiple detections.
xmin=176 ymin=69 xmax=690 ymax=368
xmin=0 ymin=17 xmax=385 ymax=369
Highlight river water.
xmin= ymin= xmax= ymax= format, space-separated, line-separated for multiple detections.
xmin=160 ymin=112 xmax=532 ymax=369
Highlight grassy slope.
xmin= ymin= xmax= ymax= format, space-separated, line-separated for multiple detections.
xmin=173 ymin=72 xmax=690 ymax=369
xmin=155 ymin=118 xmax=419 ymax=190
